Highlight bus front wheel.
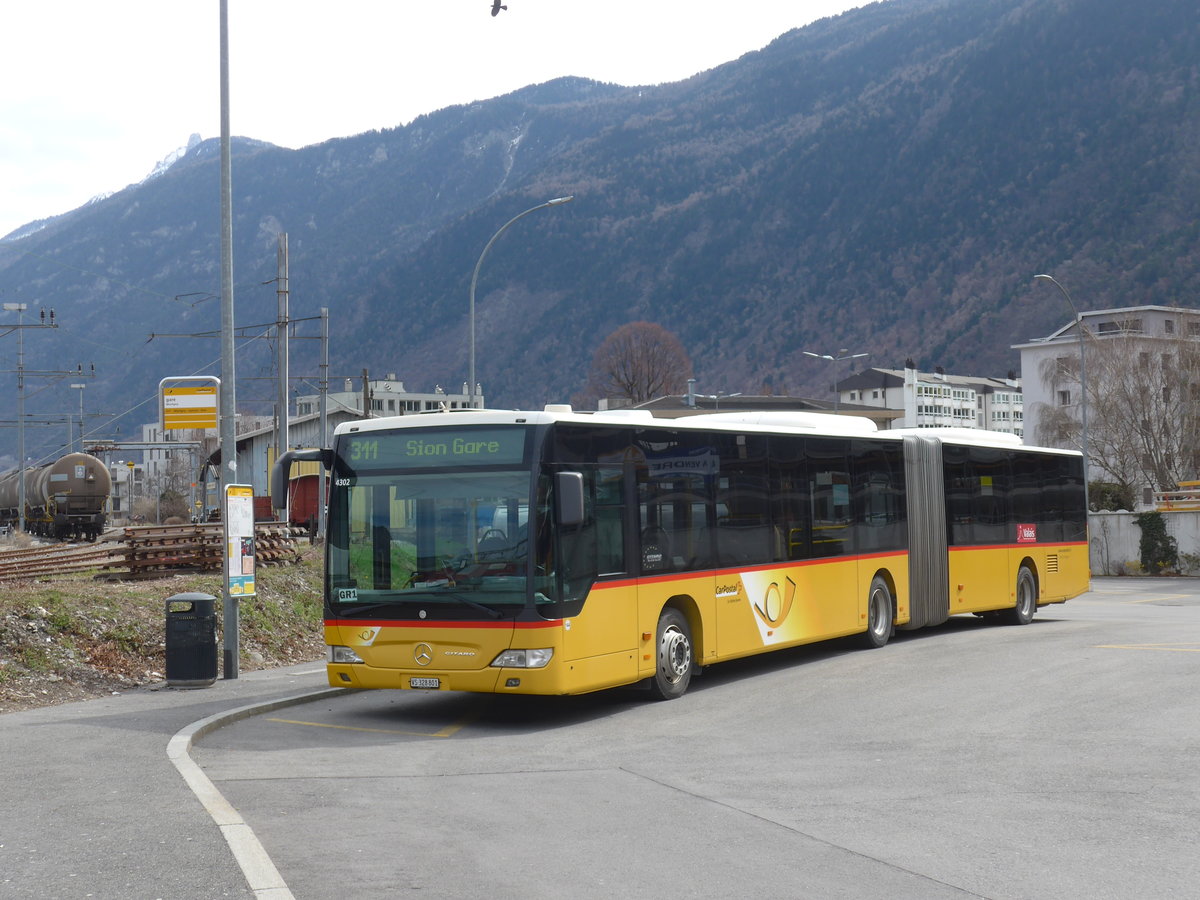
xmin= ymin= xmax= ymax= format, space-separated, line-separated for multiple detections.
xmin=860 ymin=575 xmax=894 ymax=649
xmin=649 ymin=609 xmax=693 ymax=700
xmin=1003 ymin=567 xmax=1037 ymax=626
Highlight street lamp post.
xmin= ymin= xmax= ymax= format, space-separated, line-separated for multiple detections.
xmin=803 ymin=348 xmax=869 ymax=411
xmin=1034 ymin=274 xmax=1090 ymax=511
xmin=468 ymin=196 xmax=574 ymax=408
xmin=70 ymin=383 xmax=86 ymax=453
xmin=701 ymin=391 xmax=742 ymax=410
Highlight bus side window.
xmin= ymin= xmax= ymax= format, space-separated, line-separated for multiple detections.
xmin=852 ymin=439 xmax=907 ymax=554
xmin=554 ymin=467 xmax=628 ymax=603
xmin=594 ymin=465 xmax=626 ymax=575
xmin=1060 ymin=455 xmax=1087 ymax=542
xmin=808 ymin=438 xmax=852 ymax=558
xmin=943 ymin=445 xmax=973 ymax=546
xmin=769 ymin=435 xmax=809 ymax=560
xmin=638 ymin=478 xmax=674 ymax=572
xmin=968 ymin=446 xmax=1009 ymax=546
xmin=638 ymin=475 xmax=709 ymax=571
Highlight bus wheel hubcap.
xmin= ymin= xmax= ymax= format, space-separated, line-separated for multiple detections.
xmin=660 ymin=626 xmax=691 ymax=683
xmin=871 ymin=590 xmax=887 ymax=636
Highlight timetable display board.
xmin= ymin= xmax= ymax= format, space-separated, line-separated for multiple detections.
xmin=224 ymin=484 xmax=256 ymax=597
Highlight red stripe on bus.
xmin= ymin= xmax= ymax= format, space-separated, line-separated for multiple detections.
xmin=949 ymin=541 xmax=1089 ymax=552
xmin=597 ymin=549 xmax=909 ymax=590
xmin=325 ymin=618 xmax=559 ymax=629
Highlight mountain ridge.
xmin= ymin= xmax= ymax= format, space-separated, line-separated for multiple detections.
xmin=1 ymin=0 xmax=1197 ymax=464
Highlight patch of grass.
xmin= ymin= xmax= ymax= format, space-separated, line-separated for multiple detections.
xmin=1 ymin=543 xmax=327 ymax=711
xmin=102 ymin=623 xmax=146 ymax=654
xmin=19 ymin=645 xmax=54 ymax=673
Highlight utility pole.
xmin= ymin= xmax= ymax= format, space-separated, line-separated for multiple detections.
xmin=218 ymin=0 xmax=239 ymax=679
xmin=318 ymin=307 xmax=329 ymax=538
xmin=2 ymin=304 xmax=61 ymax=533
xmin=275 ymin=233 xmax=289 ymax=471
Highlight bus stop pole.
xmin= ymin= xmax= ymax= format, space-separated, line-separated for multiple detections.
xmin=218 ymin=0 xmax=239 ymax=679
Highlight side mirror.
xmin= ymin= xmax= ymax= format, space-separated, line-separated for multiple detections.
xmin=555 ymin=472 xmax=585 ymax=527
xmin=272 ymin=448 xmax=332 ymax=510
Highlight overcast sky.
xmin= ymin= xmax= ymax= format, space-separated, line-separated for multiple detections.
xmin=0 ymin=1 xmax=867 ymax=240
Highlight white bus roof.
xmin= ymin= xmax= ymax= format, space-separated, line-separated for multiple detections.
xmin=334 ymin=405 xmax=880 ymax=439
xmin=334 ymin=405 xmax=1079 ymax=455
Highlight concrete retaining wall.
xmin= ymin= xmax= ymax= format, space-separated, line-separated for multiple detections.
xmin=1088 ymin=510 xmax=1200 ymax=575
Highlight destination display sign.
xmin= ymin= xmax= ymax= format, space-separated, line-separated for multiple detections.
xmin=341 ymin=427 xmax=529 ymax=470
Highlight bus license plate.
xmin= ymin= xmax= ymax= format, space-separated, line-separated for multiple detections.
xmin=409 ymin=677 xmax=440 ymax=689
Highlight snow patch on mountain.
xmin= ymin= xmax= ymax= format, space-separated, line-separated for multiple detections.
xmin=1 ymin=135 xmax=204 ymax=242
xmin=144 ymin=133 xmax=203 ymax=182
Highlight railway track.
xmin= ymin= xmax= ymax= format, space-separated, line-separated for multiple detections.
xmin=0 ymin=522 xmax=305 ymax=582
xmin=0 ymin=540 xmax=123 ymax=581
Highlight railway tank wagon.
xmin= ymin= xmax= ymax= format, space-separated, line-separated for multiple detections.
xmin=0 ymin=452 xmax=111 ymax=540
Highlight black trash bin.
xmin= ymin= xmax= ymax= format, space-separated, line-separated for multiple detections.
xmin=165 ymin=593 xmax=218 ymax=687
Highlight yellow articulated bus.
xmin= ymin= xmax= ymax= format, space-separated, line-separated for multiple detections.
xmin=273 ymin=406 xmax=1089 ymax=700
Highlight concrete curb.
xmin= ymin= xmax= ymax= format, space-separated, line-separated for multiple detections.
xmin=167 ymin=687 xmax=352 ymax=899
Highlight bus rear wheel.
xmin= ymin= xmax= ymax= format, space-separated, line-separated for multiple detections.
xmin=860 ymin=575 xmax=894 ymax=649
xmin=649 ymin=608 xmax=693 ymax=700
xmin=1003 ymin=566 xmax=1037 ymax=625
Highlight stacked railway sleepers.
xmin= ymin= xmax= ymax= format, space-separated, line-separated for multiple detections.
xmin=0 ymin=522 xmax=304 ymax=581
xmin=117 ymin=522 xmax=303 ymax=578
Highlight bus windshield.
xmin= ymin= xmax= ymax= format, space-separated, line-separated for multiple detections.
xmin=327 ymin=467 xmax=532 ymax=615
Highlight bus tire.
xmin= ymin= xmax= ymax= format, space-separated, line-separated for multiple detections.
xmin=860 ymin=575 xmax=894 ymax=649
xmin=649 ymin=608 xmax=693 ymax=700
xmin=1003 ymin=566 xmax=1037 ymax=626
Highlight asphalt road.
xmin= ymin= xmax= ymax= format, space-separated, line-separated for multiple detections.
xmin=190 ymin=578 xmax=1200 ymax=900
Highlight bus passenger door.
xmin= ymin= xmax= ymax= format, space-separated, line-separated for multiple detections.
xmin=558 ymin=465 xmax=638 ymax=687
xmin=635 ymin=468 xmax=718 ymax=667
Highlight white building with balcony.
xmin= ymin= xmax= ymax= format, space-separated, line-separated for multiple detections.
xmin=836 ymin=365 xmax=1023 ymax=435
xmin=295 ymin=374 xmax=482 ymax=418
xmin=1013 ymin=304 xmax=1200 ymax=449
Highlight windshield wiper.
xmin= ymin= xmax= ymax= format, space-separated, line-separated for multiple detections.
xmin=331 ymin=602 xmax=403 ymax=617
xmin=442 ymin=592 xmax=504 ymax=619
xmin=333 ymin=595 xmax=504 ymax=620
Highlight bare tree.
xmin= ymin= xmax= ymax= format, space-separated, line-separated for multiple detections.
xmin=586 ymin=322 xmax=693 ymax=406
xmin=140 ymin=451 xmax=196 ymax=523
xmin=1037 ymin=328 xmax=1200 ymax=496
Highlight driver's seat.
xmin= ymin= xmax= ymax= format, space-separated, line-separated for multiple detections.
xmin=477 ymin=531 xmax=509 ymax=555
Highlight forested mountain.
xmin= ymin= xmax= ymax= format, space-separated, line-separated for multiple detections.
xmin=2 ymin=0 xmax=1197 ymax=461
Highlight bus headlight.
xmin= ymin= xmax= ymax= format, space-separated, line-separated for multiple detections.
xmin=490 ymin=648 xmax=553 ymax=669
xmin=328 ymin=645 xmax=365 ymax=664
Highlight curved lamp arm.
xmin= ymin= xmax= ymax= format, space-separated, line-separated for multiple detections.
xmin=468 ymin=196 xmax=574 ymax=405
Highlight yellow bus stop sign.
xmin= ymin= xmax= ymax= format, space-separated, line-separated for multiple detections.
xmin=161 ymin=380 xmax=219 ymax=431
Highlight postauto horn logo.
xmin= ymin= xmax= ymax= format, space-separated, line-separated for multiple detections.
xmin=738 ymin=570 xmax=799 ymax=643
xmin=755 ymin=576 xmax=796 ymax=627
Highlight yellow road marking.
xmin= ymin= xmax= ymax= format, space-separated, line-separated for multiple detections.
xmin=1126 ymin=594 xmax=1192 ymax=605
xmin=1095 ymin=643 xmax=1200 ymax=652
xmin=266 ymin=715 xmax=473 ymax=738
